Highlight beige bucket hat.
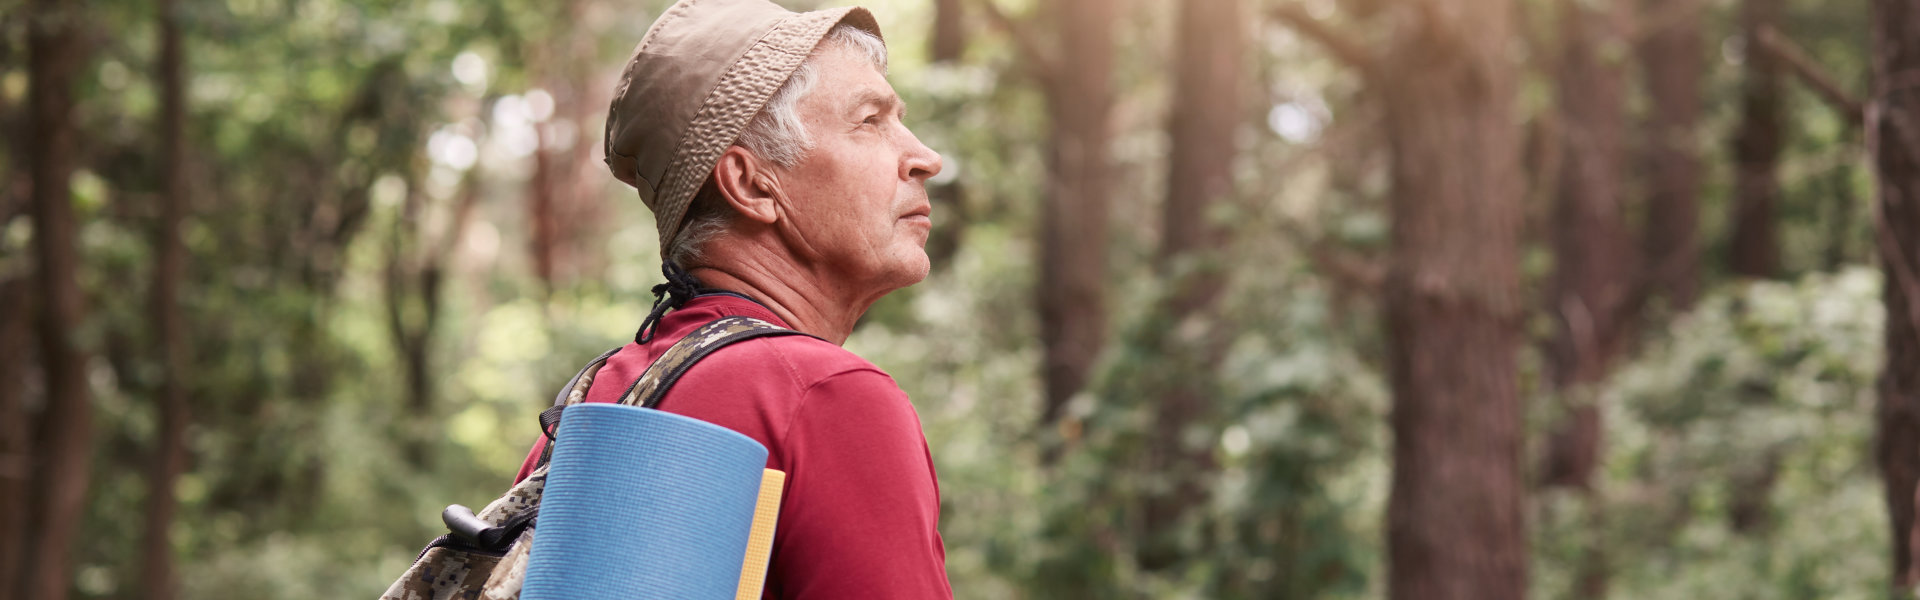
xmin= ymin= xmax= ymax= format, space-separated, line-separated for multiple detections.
xmin=604 ymin=0 xmax=883 ymax=257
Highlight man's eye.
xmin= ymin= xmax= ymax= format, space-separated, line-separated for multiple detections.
xmin=862 ymin=114 xmax=883 ymax=126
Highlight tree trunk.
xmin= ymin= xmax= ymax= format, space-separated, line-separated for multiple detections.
xmin=0 ymin=278 xmax=31 ymax=600
xmin=529 ymin=113 xmax=562 ymax=286
xmin=1037 ymin=0 xmax=1114 ymax=428
xmin=526 ymin=0 xmax=608 ymax=287
xmin=556 ymin=0 xmax=610 ymax=283
xmin=387 ymin=187 xmax=442 ymax=467
xmin=1872 ymin=0 xmax=1920 ymax=588
xmin=1139 ymin=0 xmax=1243 ymax=570
xmin=1730 ymin=0 xmax=1785 ymax=279
xmin=1638 ymin=0 xmax=1705 ymax=309
xmin=1541 ymin=0 xmax=1634 ymax=493
xmin=930 ymin=0 xmax=965 ymax=63
xmin=1824 ymin=164 xmax=1856 ymax=270
xmin=924 ymin=0 xmax=968 ymax=270
xmin=139 ymin=0 xmax=191 ymax=596
xmin=20 ymin=0 xmax=94 ymax=597
xmin=0 ymin=32 xmax=33 ymax=599
xmin=388 ymin=168 xmax=475 ymax=466
xmin=1379 ymin=0 xmax=1529 ymax=597
xmin=1540 ymin=2 xmax=1635 ymax=596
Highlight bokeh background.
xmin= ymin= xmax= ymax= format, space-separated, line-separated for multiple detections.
xmin=2 ymin=0 xmax=1912 ymax=598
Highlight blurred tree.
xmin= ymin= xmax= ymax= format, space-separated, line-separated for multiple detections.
xmin=0 ymin=23 xmax=30 ymax=592
xmin=1871 ymin=0 xmax=1920 ymax=588
xmin=1730 ymin=0 xmax=1786 ymax=279
xmin=923 ymin=0 xmax=969 ymax=270
xmin=1825 ymin=166 xmax=1858 ymax=269
xmin=137 ymin=0 xmax=191 ymax=595
xmin=1035 ymin=0 xmax=1114 ymax=429
xmin=930 ymin=0 xmax=964 ymax=63
xmin=386 ymin=168 xmax=479 ymax=466
xmin=1373 ymin=0 xmax=1529 ymax=596
xmin=19 ymin=0 xmax=94 ymax=597
xmin=1637 ymin=0 xmax=1706 ymax=310
xmin=1540 ymin=0 xmax=1636 ymax=596
xmin=0 ymin=278 xmax=29 ymax=596
xmin=1137 ymin=0 xmax=1244 ymax=571
xmin=525 ymin=0 xmax=612 ymax=290
xmin=1541 ymin=0 xmax=1635 ymax=489
xmin=1274 ymin=0 xmax=1532 ymax=592
xmin=1275 ymin=0 xmax=1530 ymax=595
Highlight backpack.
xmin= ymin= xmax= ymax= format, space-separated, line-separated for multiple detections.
xmin=380 ymin=316 xmax=810 ymax=600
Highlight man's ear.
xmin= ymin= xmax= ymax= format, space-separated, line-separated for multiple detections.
xmin=713 ymin=146 xmax=780 ymax=225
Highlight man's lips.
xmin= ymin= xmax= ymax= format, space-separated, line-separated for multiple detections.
xmin=901 ymin=206 xmax=932 ymax=220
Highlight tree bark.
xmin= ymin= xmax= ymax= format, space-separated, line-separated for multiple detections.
xmin=526 ymin=0 xmax=608 ymax=287
xmin=1824 ymin=164 xmax=1857 ymax=270
xmin=1638 ymin=0 xmax=1705 ymax=310
xmin=1729 ymin=0 xmax=1785 ymax=279
xmin=0 ymin=29 xmax=32 ymax=597
xmin=1541 ymin=0 xmax=1634 ymax=490
xmin=930 ymin=0 xmax=965 ymax=63
xmin=139 ymin=0 xmax=191 ymax=596
xmin=1539 ymin=2 xmax=1636 ymax=597
xmin=1037 ymin=0 xmax=1114 ymax=428
xmin=528 ymin=121 xmax=562 ymax=286
xmin=0 ymin=278 xmax=31 ymax=600
xmin=19 ymin=0 xmax=94 ymax=597
xmin=1872 ymin=0 xmax=1920 ymax=588
xmin=923 ymin=0 xmax=970 ymax=271
xmin=1139 ymin=0 xmax=1243 ymax=569
xmin=1378 ymin=0 xmax=1528 ymax=597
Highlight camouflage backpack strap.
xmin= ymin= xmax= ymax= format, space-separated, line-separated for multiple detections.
xmin=381 ymin=349 xmax=619 ymax=600
xmin=533 ymin=346 xmax=625 ymax=468
xmin=618 ymin=315 xmax=816 ymax=408
xmin=532 ymin=316 xmax=809 ymax=465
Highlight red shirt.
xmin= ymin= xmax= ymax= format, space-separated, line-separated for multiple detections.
xmin=512 ymin=294 xmax=952 ymax=599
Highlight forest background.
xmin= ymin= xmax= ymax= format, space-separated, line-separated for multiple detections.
xmin=4 ymin=0 xmax=1917 ymax=598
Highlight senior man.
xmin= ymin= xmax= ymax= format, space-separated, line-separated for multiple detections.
xmin=507 ymin=0 xmax=951 ymax=597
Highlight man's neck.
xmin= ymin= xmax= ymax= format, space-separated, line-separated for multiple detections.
xmin=685 ymin=257 xmax=880 ymax=346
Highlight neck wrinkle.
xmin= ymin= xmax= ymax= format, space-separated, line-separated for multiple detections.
xmin=686 ymin=256 xmax=868 ymax=346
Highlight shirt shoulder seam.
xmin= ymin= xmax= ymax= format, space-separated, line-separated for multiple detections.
xmin=765 ymin=341 xmax=892 ymax=442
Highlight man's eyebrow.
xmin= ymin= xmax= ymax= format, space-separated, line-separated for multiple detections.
xmin=849 ymin=90 xmax=903 ymax=117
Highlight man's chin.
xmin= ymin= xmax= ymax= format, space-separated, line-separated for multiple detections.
xmin=898 ymin=253 xmax=931 ymax=287
xmin=886 ymin=251 xmax=932 ymax=290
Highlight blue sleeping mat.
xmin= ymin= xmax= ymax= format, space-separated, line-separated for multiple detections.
xmin=522 ymin=402 xmax=769 ymax=600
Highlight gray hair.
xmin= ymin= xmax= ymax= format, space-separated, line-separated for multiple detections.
xmin=666 ymin=24 xmax=889 ymax=267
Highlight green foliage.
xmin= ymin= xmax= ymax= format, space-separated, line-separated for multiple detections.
xmin=1009 ymin=270 xmax=1385 ymax=600
xmin=1535 ymin=268 xmax=1887 ymax=599
xmin=3 ymin=0 xmax=1895 ymax=597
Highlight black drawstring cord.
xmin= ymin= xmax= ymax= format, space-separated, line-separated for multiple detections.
xmin=635 ymin=263 xmax=703 ymax=344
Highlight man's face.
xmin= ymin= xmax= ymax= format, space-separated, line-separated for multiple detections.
xmin=775 ymin=44 xmax=942 ymax=294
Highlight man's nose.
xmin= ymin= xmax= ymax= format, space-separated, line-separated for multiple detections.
xmin=901 ymin=129 xmax=942 ymax=182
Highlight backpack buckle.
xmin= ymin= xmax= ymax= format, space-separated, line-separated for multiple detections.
xmin=442 ymin=504 xmax=527 ymax=551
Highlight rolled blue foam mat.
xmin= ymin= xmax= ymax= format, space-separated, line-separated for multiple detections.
xmin=523 ymin=402 xmax=769 ymax=600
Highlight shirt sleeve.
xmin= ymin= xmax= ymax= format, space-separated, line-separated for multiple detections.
xmin=765 ymin=368 xmax=952 ymax=600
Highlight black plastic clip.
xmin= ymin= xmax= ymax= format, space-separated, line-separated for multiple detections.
xmin=441 ymin=504 xmax=530 ymax=551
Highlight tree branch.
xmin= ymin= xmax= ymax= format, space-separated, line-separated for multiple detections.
xmin=968 ymin=0 xmax=1057 ymax=83
xmin=1268 ymin=3 xmax=1375 ymax=77
xmin=1754 ymin=26 xmax=1864 ymax=125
